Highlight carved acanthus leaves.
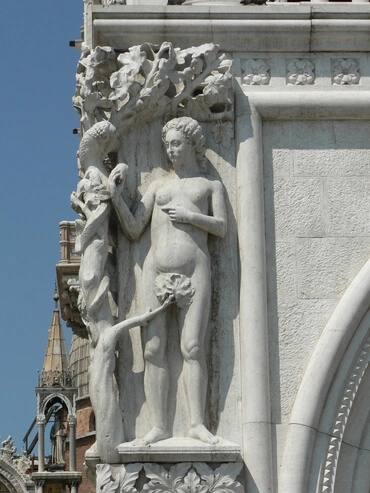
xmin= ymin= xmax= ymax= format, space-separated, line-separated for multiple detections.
xmin=96 ymin=463 xmax=244 ymax=493
xmin=96 ymin=463 xmax=141 ymax=493
xmin=143 ymin=463 xmax=244 ymax=493
xmin=192 ymin=463 xmax=244 ymax=493
xmin=74 ymin=43 xmax=233 ymax=134
xmin=143 ymin=463 xmax=192 ymax=493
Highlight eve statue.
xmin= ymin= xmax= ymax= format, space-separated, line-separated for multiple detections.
xmin=109 ymin=117 xmax=227 ymax=445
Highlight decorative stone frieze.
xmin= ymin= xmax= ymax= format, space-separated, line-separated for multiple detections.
xmin=38 ymin=369 xmax=73 ymax=388
xmin=96 ymin=462 xmax=244 ymax=493
xmin=286 ymin=58 xmax=315 ymax=85
xmin=332 ymin=58 xmax=360 ymax=85
xmin=241 ymin=59 xmax=270 ymax=86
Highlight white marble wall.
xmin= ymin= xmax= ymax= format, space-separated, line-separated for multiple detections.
xmin=263 ymin=120 xmax=370 ymax=424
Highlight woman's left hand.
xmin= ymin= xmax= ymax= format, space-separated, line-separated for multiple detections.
xmin=162 ymin=205 xmax=192 ymax=223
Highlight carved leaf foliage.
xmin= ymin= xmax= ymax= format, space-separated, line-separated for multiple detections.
xmin=193 ymin=463 xmax=244 ymax=493
xmin=143 ymin=462 xmax=191 ymax=493
xmin=96 ymin=464 xmax=119 ymax=493
xmin=74 ymin=42 xmax=233 ymax=133
xmin=174 ymin=47 xmax=233 ymax=116
xmin=154 ymin=273 xmax=195 ymax=308
xmin=212 ymin=121 xmax=234 ymax=149
xmin=117 ymin=463 xmax=142 ymax=493
xmin=195 ymin=73 xmax=231 ymax=110
xmin=177 ymin=469 xmax=208 ymax=493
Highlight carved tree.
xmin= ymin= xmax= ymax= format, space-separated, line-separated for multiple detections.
xmin=73 ymin=42 xmax=233 ymax=136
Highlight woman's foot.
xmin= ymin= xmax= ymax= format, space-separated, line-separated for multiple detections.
xmin=189 ymin=424 xmax=219 ymax=444
xmin=142 ymin=427 xmax=170 ymax=445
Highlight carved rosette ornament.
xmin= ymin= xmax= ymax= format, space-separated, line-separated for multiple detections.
xmin=332 ymin=58 xmax=360 ymax=85
xmin=96 ymin=462 xmax=244 ymax=493
xmin=241 ymin=59 xmax=270 ymax=86
xmin=287 ymin=59 xmax=315 ymax=85
xmin=73 ymin=42 xmax=233 ymax=136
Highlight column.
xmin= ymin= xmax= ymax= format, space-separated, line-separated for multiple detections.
xmin=68 ymin=415 xmax=77 ymax=472
xmin=235 ymin=95 xmax=273 ymax=493
xmin=37 ymin=415 xmax=46 ymax=473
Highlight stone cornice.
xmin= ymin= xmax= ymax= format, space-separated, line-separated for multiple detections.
xmin=86 ymin=4 xmax=370 ymax=52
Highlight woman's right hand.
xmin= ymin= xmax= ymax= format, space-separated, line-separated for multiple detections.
xmin=109 ymin=163 xmax=128 ymax=200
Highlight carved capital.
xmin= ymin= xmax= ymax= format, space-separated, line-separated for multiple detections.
xmin=69 ymin=479 xmax=81 ymax=488
xmin=68 ymin=415 xmax=77 ymax=426
xmin=37 ymin=415 xmax=46 ymax=426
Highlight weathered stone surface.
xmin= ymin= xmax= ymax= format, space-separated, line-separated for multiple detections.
xmin=273 ymin=177 xmax=325 ymax=239
xmin=264 ymin=119 xmax=370 ymax=433
xmin=297 ymin=238 xmax=370 ymax=299
xmin=327 ymin=178 xmax=370 ymax=236
xmin=276 ymin=298 xmax=337 ymax=421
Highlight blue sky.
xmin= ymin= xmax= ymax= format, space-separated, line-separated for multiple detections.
xmin=0 ymin=1 xmax=83 ymax=452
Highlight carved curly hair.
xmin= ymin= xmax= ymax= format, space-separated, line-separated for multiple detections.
xmin=79 ymin=121 xmax=117 ymax=171
xmin=162 ymin=117 xmax=207 ymax=171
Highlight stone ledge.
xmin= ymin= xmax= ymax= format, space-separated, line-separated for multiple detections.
xmin=85 ymin=438 xmax=241 ymax=465
xmin=31 ymin=471 xmax=82 ymax=483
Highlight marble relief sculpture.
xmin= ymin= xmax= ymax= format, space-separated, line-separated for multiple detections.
xmin=109 ymin=117 xmax=227 ymax=446
xmin=71 ymin=121 xmax=119 ymax=346
xmin=73 ymin=42 xmax=233 ymax=134
xmin=71 ymin=41 xmax=233 ymax=463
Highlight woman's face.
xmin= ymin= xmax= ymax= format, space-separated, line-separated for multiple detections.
xmin=164 ymin=129 xmax=194 ymax=167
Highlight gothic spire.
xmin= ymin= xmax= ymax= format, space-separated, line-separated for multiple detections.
xmin=39 ymin=288 xmax=72 ymax=388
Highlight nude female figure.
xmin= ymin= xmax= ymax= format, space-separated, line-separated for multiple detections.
xmin=109 ymin=117 xmax=227 ymax=445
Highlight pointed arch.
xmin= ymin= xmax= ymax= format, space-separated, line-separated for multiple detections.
xmin=0 ymin=460 xmax=30 ymax=493
xmin=40 ymin=393 xmax=74 ymax=417
xmin=280 ymin=257 xmax=370 ymax=493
